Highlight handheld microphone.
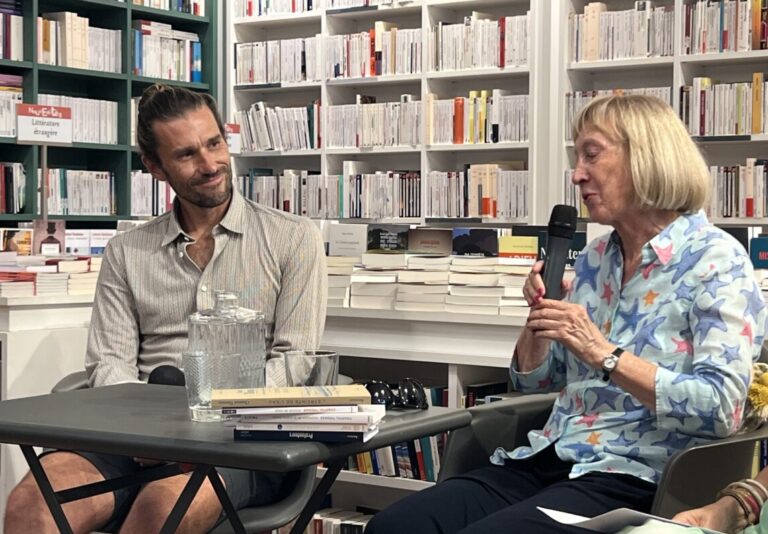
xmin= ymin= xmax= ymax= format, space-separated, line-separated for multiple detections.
xmin=541 ymin=205 xmax=578 ymax=300
xmin=148 ymin=365 xmax=186 ymax=387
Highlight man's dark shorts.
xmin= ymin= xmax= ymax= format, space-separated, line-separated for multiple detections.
xmin=40 ymin=450 xmax=298 ymax=532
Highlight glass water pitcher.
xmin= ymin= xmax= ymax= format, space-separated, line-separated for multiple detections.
xmin=183 ymin=291 xmax=266 ymax=421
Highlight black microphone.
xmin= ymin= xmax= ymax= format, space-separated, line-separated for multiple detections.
xmin=148 ymin=365 xmax=186 ymax=387
xmin=541 ymin=205 xmax=578 ymax=300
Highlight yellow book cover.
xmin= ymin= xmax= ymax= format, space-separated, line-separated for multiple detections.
xmin=478 ymin=90 xmax=488 ymax=144
xmin=467 ymin=90 xmax=478 ymax=143
xmin=211 ymin=384 xmax=371 ymax=408
xmin=498 ymin=235 xmax=538 ymax=260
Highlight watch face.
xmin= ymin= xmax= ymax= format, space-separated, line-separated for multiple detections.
xmin=603 ymin=355 xmax=617 ymax=371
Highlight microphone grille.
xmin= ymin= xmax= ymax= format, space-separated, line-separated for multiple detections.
xmin=548 ymin=205 xmax=578 ymax=239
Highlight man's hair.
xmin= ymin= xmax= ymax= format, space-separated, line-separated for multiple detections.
xmin=137 ymin=84 xmax=226 ymax=164
xmin=572 ymin=94 xmax=710 ymax=213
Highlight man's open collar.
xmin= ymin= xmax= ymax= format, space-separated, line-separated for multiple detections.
xmin=160 ymin=190 xmax=245 ymax=247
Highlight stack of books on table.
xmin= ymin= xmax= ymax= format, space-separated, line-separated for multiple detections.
xmin=212 ymin=385 xmax=384 ymax=443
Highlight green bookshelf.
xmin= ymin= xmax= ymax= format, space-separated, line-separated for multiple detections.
xmin=0 ymin=0 xmax=218 ymax=223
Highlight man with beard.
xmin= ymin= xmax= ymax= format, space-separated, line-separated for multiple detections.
xmin=4 ymin=84 xmax=327 ymax=534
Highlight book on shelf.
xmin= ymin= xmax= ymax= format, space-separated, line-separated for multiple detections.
xmin=367 ymin=224 xmax=409 ymax=252
xmin=234 ymin=427 xmax=380 ymax=443
xmin=407 ymin=228 xmax=452 ymax=256
xmin=329 ymin=223 xmax=368 ymax=257
xmin=452 ymin=228 xmax=499 ymax=257
xmin=211 ymin=384 xmax=371 ymax=408
xmin=351 ymin=282 xmax=397 ymax=296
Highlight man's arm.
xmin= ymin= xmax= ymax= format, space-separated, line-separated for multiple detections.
xmin=85 ymin=237 xmax=142 ymax=388
xmin=271 ymin=219 xmax=328 ymax=355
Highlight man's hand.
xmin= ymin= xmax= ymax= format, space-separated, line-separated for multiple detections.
xmin=672 ymin=496 xmax=748 ymax=534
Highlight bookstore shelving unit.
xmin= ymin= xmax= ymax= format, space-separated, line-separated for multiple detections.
xmin=225 ymin=0 xmax=556 ymax=226
xmin=0 ymin=0 xmax=217 ymax=224
xmin=553 ymin=0 xmax=768 ymax=228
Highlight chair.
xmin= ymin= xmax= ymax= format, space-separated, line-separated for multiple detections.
xmin=51 ymin=371 xmax=318 ymax=534
xmin=439 ymin=392 xmax=768 ymax=519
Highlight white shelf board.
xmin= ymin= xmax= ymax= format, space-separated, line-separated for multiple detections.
xmin=426 ymin=0 xmax=528 ymax=8
xmin=318 ymin=466 xmax=434 ymax=491
xmin=237 ymin=149 xmax=322 ymax=157
xmin=0 ymin=295 xmax=94 ymax=307
xmin=709 ymin=218 xmax=768 ymax=227
xmin=325 ymin=146 xmax=421 ymax=155
xmin=568 ymin=56 xmax=673 ymax=71
xmin=426 ymin=66 xmax=529 ymax=81
xmin=679 ymin=49 xmax=768 ymax=66
xmin=233 ymin=81 xmax=321 ymax=93
xmin=322 ymin=343 xmax=513 ymax=368
xmin=326 ymin=307 xmax=527 ymax=326
xmin=752 ymin=134 xmax=768 ymax=142
xmin=335 ymin=217 xmax=424 ymax=224
xmin=326 ymin=2 xmax=422 ymax=18
xmin=233 ymin=11 xmax=322 ymax=28
xmin=426 ymin=142 xmax=528 ymax=152
xmin=326 ymin=74 xmax=422 ymax=87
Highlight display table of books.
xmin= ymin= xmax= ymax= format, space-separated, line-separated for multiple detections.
xmin=0 ymin=383 xmax=471 ymax=534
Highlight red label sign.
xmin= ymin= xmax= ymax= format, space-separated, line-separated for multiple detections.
xmin=16 ymin=104 xmax=72 ymax=120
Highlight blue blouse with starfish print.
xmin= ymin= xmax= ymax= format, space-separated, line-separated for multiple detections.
xmin=491 ymin=211 xmax=768 ymax=484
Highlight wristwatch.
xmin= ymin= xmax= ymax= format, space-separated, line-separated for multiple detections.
xmin=601 ymin=347 xmax=625 ymax=382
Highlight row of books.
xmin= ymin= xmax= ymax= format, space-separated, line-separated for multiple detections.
xmin=428 ymin=12 xmax=529 ymax=72
xmin=131 ymin=0 xmax=206 ymax=16
xmin=37 ymin=13 xmax=122 ymax=73
xmin=425 ymin=166 xmax=529 ymax=220
xmin=38 ymin=94 xmax=118 ymax=146
xmin=238 ymin=168 xmax=423 ymax=219
xmin=0 ymin=162 xmax=25 ymax=214
xmin=426 ymin=90 xmax=529 ymax=145
xmin=570 ymin=2 xmax=673 ymax=62
xmin=326 ymin=96 xmax=420 ymax=148
xmin=682 ymin=75 xmax=767 ymax=137
xmin=0 ymin=11 xmax=22 ymax=61
xmin=235 ymin=36 xmax=322 ymax=85
xmin=235 ymin=100 xmax=321 ymax=152
xmin=683 ymin=0 xmax=768 ymax=55
xmin=325 ymin=25 xmax=422 ymax=79
xmin=131 ymin=19 xmax=203 ymax=83
xmin=0 ymin=76 xmax=21 ymax=137
xmin=343 ymin=433 xmax=442 ymax=482
xmin=707 ymin=159 xmax=768 ymax=218
xmin=564 ymin=86 xmax=672 ymax=141
xmin=37 ymin=170 xmax=117 ymax=216
xmin=130 ymin=170 xmax=177 ymax=217
xmin=306 ymin=508 xmax=372 ymax=534
xmin=231 ymin=0 xmax=319 ymax=17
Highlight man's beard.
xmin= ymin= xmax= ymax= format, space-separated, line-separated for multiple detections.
xmin=171 ymin=165 xmax=233 ymax=208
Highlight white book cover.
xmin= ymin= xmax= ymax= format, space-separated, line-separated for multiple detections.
xmin=536 ymin=507 xmax=722 ymax=534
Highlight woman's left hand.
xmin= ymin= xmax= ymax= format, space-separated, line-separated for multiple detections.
xmin=526 ymin=299 xmax=613 ymax=369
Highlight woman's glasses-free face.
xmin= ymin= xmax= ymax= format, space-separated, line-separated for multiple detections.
xmin=364 ymin=378 xmax=429 ymax=410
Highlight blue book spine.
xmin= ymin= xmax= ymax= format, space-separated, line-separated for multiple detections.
xmin=191 ymin=42 xmax=202 ymax=83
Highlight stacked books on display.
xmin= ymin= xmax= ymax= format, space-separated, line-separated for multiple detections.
xmin=211 ymin=385 xmax=384 ymax=443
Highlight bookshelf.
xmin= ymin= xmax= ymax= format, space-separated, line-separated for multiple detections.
xmin=225 ymin=0 xmax=556 ymax=225
xmin=0 ymin=0 xmax=217 ymax=224
xmin=554 ymin=0 xmax=768 ymax=225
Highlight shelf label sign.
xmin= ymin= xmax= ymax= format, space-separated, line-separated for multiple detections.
xmin=225 ymin=123 xmax=241 ymax=154
xmin=16 ymin=104 xmax=72 ymax=145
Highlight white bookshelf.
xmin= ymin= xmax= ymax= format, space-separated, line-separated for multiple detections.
xmin=224 ymin=0 xmax=552 ymax=225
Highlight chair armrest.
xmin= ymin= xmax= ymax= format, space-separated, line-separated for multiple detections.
xmin=52 ymin=371 xmax=89 ymax=393
xmin=652 ymin=425 xmax=768 ymax=518
xmin=211 ymin=465 xmax=317 ymax=534
xmin=438 ymin=393 xmax=557 ymax=482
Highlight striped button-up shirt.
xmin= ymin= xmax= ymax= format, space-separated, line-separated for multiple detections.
xmin=493 ymin=211 xmax=767 ymax=484
xmin=85 ymin=191 xmax=327 ymax=387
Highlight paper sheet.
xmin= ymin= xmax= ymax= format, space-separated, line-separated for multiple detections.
xmin=536 ymin=507 xmax=724 ymax=534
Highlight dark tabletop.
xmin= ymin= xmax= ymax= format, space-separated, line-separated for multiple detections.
xmin=0 ymin=384 xmax=472 ymax=472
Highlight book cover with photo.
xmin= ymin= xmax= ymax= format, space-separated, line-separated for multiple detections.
xmin=33 ymin=220 xmax=65 ymax=256
xmin=2 ymin=228 xmax=33 ymax=256
xmin=452 ymin=228 xmax=498 ymax=257
xmin=367 ymin=224 xmax=409 ymax=252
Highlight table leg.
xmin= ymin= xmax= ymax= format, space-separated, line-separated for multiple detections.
xmin=289 ymin=459 xmax=345 ymax=534
xmin=207 ymin=469 xmax=246 ymax=534
xmin=20 ymin=445 xmax=74 ymax=534
xmin=159 ymin=464 xmax=210 ymax=534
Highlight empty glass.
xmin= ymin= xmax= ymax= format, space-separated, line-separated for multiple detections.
xmin=284 ymin=350 xmax=339 ymax=387
xmin=182 ymin=350 xmax=240 ymax=422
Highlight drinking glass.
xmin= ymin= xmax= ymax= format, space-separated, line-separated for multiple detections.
xmin=284 ymin=350 xmax=339 ymax=387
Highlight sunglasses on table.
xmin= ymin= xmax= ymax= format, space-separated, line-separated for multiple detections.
xmin=363 ymin=378 xmax=429 ymax=410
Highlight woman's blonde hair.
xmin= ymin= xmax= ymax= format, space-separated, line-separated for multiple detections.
xmin=572 ymin=94 xmax=710 ymax=213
